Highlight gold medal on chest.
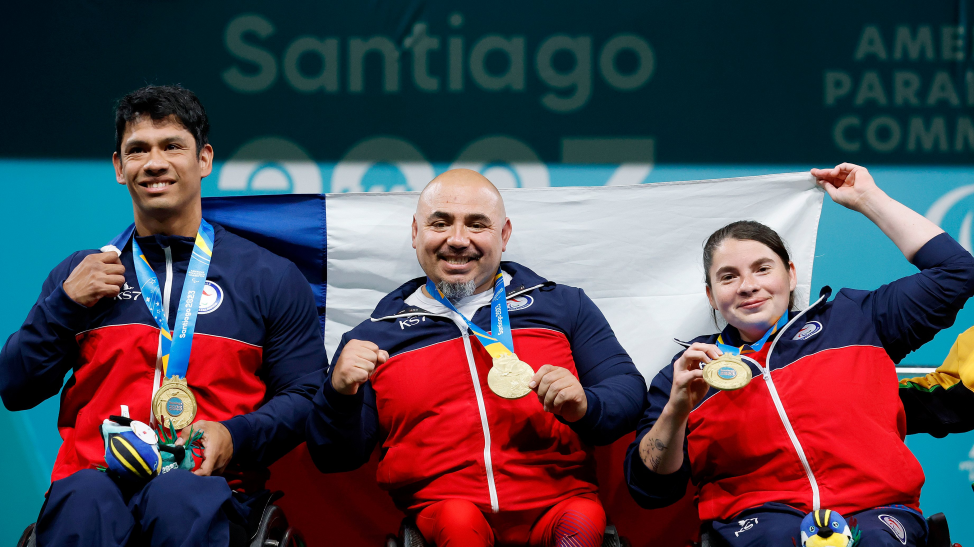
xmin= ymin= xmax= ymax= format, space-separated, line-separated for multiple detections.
xmin=487 ymin=353 xmax=535 ymax=399
xmin=702 ymin=354 xmax=752 ymax=391
xmin=151 ymin=375 xmax=198 ymax=430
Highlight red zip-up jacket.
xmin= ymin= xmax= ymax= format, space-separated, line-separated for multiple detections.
xmin=625 ymin=233 xmax=974 ymax=520
xmin=0 ymin=222 xmax=328 ymax=491
xmin=307 ymin=262 xmax=646 ymax=513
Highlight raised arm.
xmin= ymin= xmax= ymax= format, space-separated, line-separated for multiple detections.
xmin=811 ymin=163 xmax=943 ymax=261
xmin=816 ymin=164 xmax=974 ymax=361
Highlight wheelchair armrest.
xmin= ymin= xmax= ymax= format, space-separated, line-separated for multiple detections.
xmin=17 ymin=523 xmax=35 ymax=547
xmin=926 ymin=512 xmax=950 ymax=547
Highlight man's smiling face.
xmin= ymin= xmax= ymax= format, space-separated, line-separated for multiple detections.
xmin=412 ymin=169 xmax=512 ymax=297
xmin=113 ymin=115 xmax=212 ymax=227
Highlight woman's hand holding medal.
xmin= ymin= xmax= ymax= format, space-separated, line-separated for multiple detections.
xmin=331 ymin=339 xmax=389 ymax=396
xmin=529 ymin=365 xmax=588 ymax=422
xmin=668 ymin=343 xmax=721 ymax=419
xmin=637 ymin=343 xmax=720 ymax=476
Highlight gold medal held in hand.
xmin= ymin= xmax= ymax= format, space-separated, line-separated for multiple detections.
xmin=702 ymin=354 xmax=752 ymax=391
xmin=488 ymin=353 xmax=535 ymax=399
xmin=151 ymin=375 xmax=198 ymax=430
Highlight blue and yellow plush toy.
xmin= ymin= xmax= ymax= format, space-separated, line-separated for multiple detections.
xmin=99 ymin=415 xmax=202 ymax=483
xmin=800 ymin=509 xmax=859 ymax=547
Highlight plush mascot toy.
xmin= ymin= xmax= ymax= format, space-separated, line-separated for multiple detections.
xmin=800 ymin=509 xmax=859 ymax=547
xmin=99 ymin=415 xmax=202 ymax=483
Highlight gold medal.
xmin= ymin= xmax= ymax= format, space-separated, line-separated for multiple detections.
xmin=702 ymin=354 xmax=752 ymax=391
xmin=487 ymin=353 xmax=535 ymax=399
xmin=151 ymin=375 xmax=198 ymax=430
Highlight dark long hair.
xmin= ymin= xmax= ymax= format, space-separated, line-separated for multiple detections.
xmin=703 ymin=220 xmax=797 ymax=326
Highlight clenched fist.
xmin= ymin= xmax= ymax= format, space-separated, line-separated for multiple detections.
xmin=331 ymin=339 xmax=389 ymax=395
xmin=63 ymin=252 xmax=126 ymax=307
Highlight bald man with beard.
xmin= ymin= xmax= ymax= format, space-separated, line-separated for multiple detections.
xmin=307 ymin=170 xmax=646 ymax=546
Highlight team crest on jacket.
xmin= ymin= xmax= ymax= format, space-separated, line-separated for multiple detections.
xmin=507 ymin=295 xmax=534 ymax=311
xmin=793 ymin=321 xmax=822 ymax=341
xmin=879 ymin=514 xmax=908 ymax=545
xmin=197 ymin=281 xmax=224 ymax=314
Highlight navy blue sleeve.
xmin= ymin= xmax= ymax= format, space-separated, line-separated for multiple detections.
xmin=844 ymin=233 xmax=974 ymax=364
xmin=564 ymin=288 xmax=647 ymax=446
xmin=0 ymin=251 xmax=99 ymax=411
xmin=221 ymin=261 xmax=328 ymax=468
xmin=624 ymin=349 xmax=693 ymax=509
xmin=305 ymin=333 xmax=381 ymax=473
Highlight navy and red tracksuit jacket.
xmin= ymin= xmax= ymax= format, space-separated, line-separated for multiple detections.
xmin=306 ymin=262 xmax=646 ymax=514
xmin=0 ymin=221 xmax=328 ymax=491
xmin=625 ymin=232 xmax=974 ymax=521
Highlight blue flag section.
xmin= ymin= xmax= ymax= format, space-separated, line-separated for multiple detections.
xmin=202 ymin=195 xmax=328 ymax=332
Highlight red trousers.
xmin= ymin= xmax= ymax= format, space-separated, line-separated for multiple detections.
xmin=415 ymin=494 xmax=606 ymax=547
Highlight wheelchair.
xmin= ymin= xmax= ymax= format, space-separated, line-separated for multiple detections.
xmin=16 ymin=490 xmax=305 ymax=547
xmin=697 ymin=512 xmax=952 ymax=547
xmin=386 ymin=518 xmax=631 ymax=547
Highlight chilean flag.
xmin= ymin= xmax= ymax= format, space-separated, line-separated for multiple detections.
xmin=202 ymin=172 xmax=823 ymax=380
xmin=199 ymin=173 xmax=824 ymax=547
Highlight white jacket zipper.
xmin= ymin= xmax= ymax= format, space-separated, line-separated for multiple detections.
xmin=757 ymin=294 xmax=827 ymax=511
xmin=459 ymin=324 xmax=500 ymax=512
xmin=375 ymin=281 xmax=544 ymax=513
xmin=162 ymin=246 xmax=173 ymax=322
xmin=150 ymin=247 xmax=175 ymax=425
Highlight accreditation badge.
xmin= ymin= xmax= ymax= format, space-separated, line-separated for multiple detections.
xmin=487 ymin=353 xmax=535 ymax=399
xmin=702 ymin=354 xmax=752 ymax=391
xmin=151 ymin=376 xmax=198 ymax=430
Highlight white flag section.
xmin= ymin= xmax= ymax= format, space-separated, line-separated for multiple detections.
xmin=326 ymin=172 xmax=824 ymax=382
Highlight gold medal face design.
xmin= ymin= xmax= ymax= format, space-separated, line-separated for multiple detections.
xmin=702 ymin=354 xmax=752 ymax=391
xmin=488 ymin=353 xmax=535 ymax=399
xmin=151 ymin=376 xmax=198 ymax=430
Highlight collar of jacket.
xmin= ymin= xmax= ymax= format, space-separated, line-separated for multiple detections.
xmin=110 ymin=220 xmax=226 ymax=256
xmin=370 ymin=261 xmax=554 ymax=321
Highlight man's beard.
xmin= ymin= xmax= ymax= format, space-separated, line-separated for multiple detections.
xmin=437 ymin=279 xmax=477 ymax=302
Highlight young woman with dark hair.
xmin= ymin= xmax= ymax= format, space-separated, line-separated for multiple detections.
xmin=625 ymin=164 xmax=974 ymax=547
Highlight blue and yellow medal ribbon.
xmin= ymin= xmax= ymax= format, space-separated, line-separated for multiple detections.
xmin=716 ymin=312 xmax=788 ymax=356
xmin=425 ymin=269 xmax=515 ymax=359
xmin=127 ymin=220 xmax=215 ymax=380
